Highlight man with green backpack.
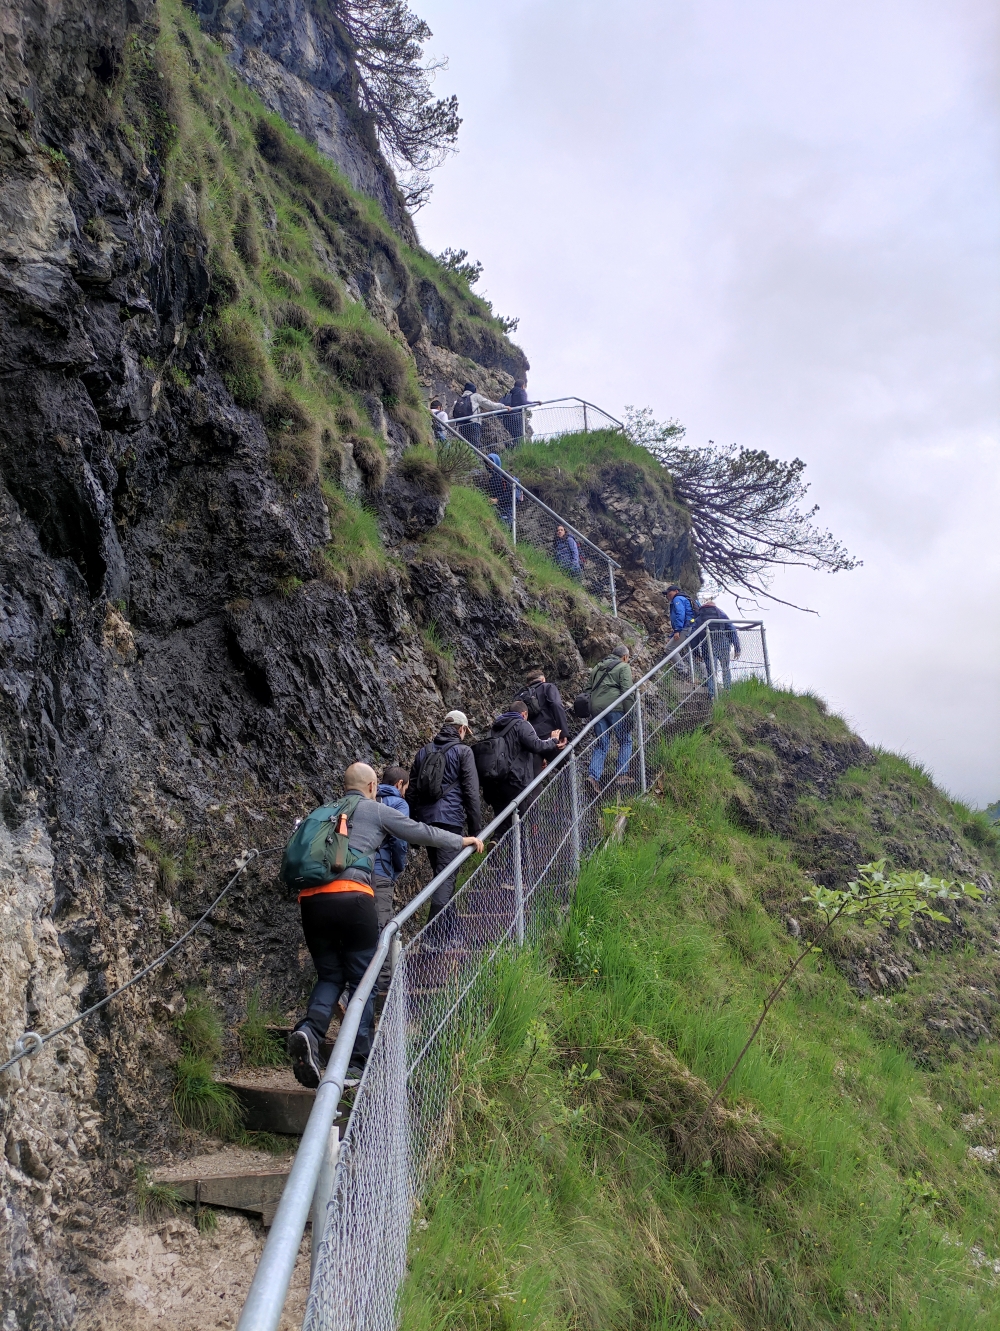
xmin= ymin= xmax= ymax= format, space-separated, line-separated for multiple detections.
xmin=283 ymin=761 xmax=485 ymax=1089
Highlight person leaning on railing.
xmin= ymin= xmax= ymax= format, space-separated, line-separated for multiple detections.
xmin=553 ymin=524 xmax=582 ymax=579
xmin=586 ymin=643 xmax=635 ymax=794
xmin=692 ymin=598 xmax=741 ymax=698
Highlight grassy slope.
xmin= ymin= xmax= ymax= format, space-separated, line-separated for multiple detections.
xmin=403 ymin=683 xmax=1000 ymax=1330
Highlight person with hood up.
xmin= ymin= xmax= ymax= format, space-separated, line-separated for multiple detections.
xmin=586 ymin=643 xmax=635 ymax=793
xmin=501 ymin=379 xmax=534 ymax=441
xmin=692 ymin=598 xmax=741 ymax=698
xmin=553 ymin=524 xmax=582 ymax=579
xmin=484 ymin=453 xmax=521 ymax=529
xmin=452 ymin=381 xmax=506 ymax=448
xmin=408 ymin=710 xmax=483 ymax=921
xmin=517 ymin=668 xmax=571 ymax=778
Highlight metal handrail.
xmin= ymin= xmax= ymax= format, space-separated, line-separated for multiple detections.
xmin=236 ymin=619 xmax=766 ymax=1331
xmin=441 ymin=420 xmax=622 ymax=571
xmin=443 ymin=395 xmax=623 ymax=431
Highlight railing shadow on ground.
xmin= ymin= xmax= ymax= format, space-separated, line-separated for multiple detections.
xmin=236 ymin=621 xmax=770 ymax=1331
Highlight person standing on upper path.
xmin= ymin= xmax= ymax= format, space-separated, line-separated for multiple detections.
xmin=372 ymin=765 xmax=410 ymax=994
xmin=284 ymin=762 xmax=484 ymax=1089
xmin=474 ymin=698 xmax=566 ymax=834
xmin=408 ymin=710 xmax=483 ymax=923
xmin=692 ymin=598 xmax=741 ymax=698
xmin=664 ymin=584 xmax=696 ymax=647
xmin=517 ymin=668 xmax=572 ymax=778
xmin=586 ymin=643 xmax=635 ymax=794
xmin=429 ymin=397 xmax=450 ymax=442
xmin=452 ymin=381 xmax=506 ymax=449
xmin=501 ymin=379 xmax=532 ymax=442
xmin=552 ymin=524 xmax=582 ymax=579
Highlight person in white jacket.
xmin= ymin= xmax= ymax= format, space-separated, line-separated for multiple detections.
xmin=452 ymin=381 xmax=506 ymax=448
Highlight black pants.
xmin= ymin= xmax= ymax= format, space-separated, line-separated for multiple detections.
xmin=298 ymin=891 xmax=378 ymax=1064
xmin=481 ymin=777 xmax=535 ymax=838
xmin=425 ymin=824 xmax=465 ymax=920
xmin=372 ymin=874 xmax=395 ymax=992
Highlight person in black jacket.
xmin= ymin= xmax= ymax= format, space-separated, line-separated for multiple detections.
xmin=409 ymin=709 xmax=483 ymax=920
xmin=478 ymin=699 xmax=566 ymax=834
xmin=518 ymin=669 xmax=571 ymax=778
xmin=692 ymin=599 xmax=741 ymax=698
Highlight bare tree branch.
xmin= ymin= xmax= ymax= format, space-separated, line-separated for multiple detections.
xmin=625 ymin=407 xmax=861 ymax=611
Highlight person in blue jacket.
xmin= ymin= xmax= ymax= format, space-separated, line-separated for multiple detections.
xmin=373 ymin=765 xmax=410 ymax=991
xmin=484 ymin=453 xmax=521 ymax=529
xmin=664 ymin=584 xmax=697 ymax=678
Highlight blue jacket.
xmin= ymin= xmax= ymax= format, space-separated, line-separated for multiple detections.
xmin=553 ymin=533 xmax=580 ymax=571
xmin=669 ymin=593 xmax=694 ymax=633
xmin=374 ymin=785 xmax=409 ymax=880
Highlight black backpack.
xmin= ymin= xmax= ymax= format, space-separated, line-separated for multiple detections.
xmin=472 ymin=717 xmax=521 ymax=782
xmin=409 ymin=741 xmax=457 ymax=807
xmin=517 ymin=682 xmax=544 ymax=720
xmin=453 ymin=393 xmax=474 ymax=419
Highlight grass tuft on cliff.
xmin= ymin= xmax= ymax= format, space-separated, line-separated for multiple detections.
xmin=403 ymin=683 xmax=1000 ymax=1329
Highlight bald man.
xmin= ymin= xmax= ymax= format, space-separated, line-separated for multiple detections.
xmin=288 ymin=762 xmax=484 ymax=1088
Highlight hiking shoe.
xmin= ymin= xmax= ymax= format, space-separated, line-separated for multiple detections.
xmin=288 ymin=1026 xmax=322 ymax=1090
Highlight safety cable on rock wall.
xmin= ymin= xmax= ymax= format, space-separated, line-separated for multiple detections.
xmin=0 ymin=844 xmax=283 ymax=1079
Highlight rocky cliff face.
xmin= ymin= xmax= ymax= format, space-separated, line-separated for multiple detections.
xmin=0 ymin=2 xmax=630 ymax=1324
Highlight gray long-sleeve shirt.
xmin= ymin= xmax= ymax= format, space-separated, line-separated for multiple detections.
xmin=339 ymin=796 xmax=465 ymax=887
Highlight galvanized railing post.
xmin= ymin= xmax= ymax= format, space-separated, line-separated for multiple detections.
xmin=635 ymin=689 xmax=647 ymax=794
xmin=761 ymin=626 xmax=772 ymax=686
xmin=512 ymin=808 xmax=525 ymax=945
xmin=583 ymin=402 xmax=589 ymax=432
xmin=609 ymin=562 xmax=617 ymax=617
xmin=705 ymin=625 xmax=717 ymax=702
xmin=310 ymin=1127 xmax=340 ymax=1278
xmin=568 ymin=754 xmax=581 ymax=874
xmin=389 ymin=933 xmax=401 ymax=976
xmin=511 ymin=479 xmax=517 ymax=546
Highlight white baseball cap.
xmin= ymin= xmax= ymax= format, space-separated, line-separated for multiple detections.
xmin=443 ymin=710 xmax=469 ymax=727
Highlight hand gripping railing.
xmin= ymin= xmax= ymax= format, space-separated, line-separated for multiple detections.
xmin=237 ymin=619 xmax=769 ymax=1331
xmin=440 ymin=418 xmax=622 ymax=615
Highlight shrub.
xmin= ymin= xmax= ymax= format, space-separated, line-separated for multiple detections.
xmin=273 ymin=300 xmax=312 ymax=332
xmin=264 ymin=391 xmax=320 ymax=487
xmin=269 ymin=265 xmax=302 ymax=295
xmin=238 ymin=988 xmax=286 ymax=1067
xmin=173 ymin=1053 xmax=243 ymax=1135
xmin=313 ymin=325 xmax=409 ymax=403
xmin=175 ymin=991 xmax=224 ymax=1061
xmin=232 ymin=194 xmax=260 ymax=270
xmin=212 ymin=317 xmax=270 ymax=409
xmin=350 ymin=434 xmax=388 ymax=491
xmin=310 ymin=275 xmax=344 ymax=313
xmin=399 ymin=448 xmax=448 ymax=497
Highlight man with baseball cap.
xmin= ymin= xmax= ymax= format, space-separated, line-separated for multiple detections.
xmin=408 ymin=709 xmax=483 ymax=921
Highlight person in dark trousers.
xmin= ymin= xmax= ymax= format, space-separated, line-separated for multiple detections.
xmin=502 ymin=379 xmax=531 ymax=441
xmin=484 ymin=453 xmax=521 ymax=529
xmin=372 ymin=765 xmax=410 ymax=992
xmin=453 ymin=381 xmax=506 ymax=449
xmin=553 ymin=524 xmax=582 ymax=579
xmin=664 ymin=584 xmax=696 ymax=678
xmin=518 ymin=668 xmax=572 ymax=778
xmin=478 ymin=699 xmax=566 ymax=834
xmin=586 ymin=643 xmax=635 ymax=792
xmin=288 ymin=762 xmax=484 ymax=1089
xmin=692 ymin=599 xmax=741 ymax=698
xmin=408 ymin=710 xmax=483 ymax=922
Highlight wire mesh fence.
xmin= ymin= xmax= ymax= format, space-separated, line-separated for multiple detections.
xmin=446 ymin=397 xmax=622 ymax=454
xmin=442 ymin=420 xmax=620 ymax=615
xmin=301 ymin=622 xmax=769 ymax=1331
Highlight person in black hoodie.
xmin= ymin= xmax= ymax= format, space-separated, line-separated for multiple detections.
xmin=477 ymin=699 xmax=566 ymax=833
xmin=408 ymin=709 xmax=483 ymax=920
xmin=517 ymin=669 xmax=571 ymax=778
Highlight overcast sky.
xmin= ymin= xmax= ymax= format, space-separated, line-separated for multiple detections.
xmin=413 ymin=0 xmax=999 ymax=808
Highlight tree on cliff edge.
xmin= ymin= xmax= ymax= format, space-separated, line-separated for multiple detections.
xmin=335 ymin=0 xmax=461 ymax=209
xmin=626 ymin=407 xmax=861 ymax=610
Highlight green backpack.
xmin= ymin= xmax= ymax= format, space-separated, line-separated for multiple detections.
xmin=279 ymin=794 xmax=375 ymax=891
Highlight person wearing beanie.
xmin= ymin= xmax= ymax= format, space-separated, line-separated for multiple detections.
xmin=452 ymin=381 xmax=507 ymax=449
xmin=408 ymin=711 xmax=483 ymax=921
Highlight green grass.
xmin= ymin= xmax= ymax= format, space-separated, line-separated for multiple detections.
xmin=134 ymin=1163 xmax=184 ymax=1220
xmin=402 ymin=690 xmax=1000 ymax=1329
xmin=418 ymin=486 xmax=515 ymax=599
xmin=172 ymin=1053 xmax=243 ymax=1136
xmin=238 ymin=988 xmax=286 ymax=1068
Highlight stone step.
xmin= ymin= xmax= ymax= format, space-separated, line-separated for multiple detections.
xmin=151 ymin=1147 xmax=295 ymax=1227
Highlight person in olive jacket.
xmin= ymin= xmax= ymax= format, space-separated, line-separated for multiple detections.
xmin=586 ymin=643 xmax=634 ymax=791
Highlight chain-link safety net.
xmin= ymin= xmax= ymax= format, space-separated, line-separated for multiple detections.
xmin=302 ymin=623 xmax=769 ymax=1331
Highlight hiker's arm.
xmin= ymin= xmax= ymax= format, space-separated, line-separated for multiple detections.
xmin=458 ymin=748 xmax=483 ymax=836
xmin=548 ymin=684 xmax=571 ymax=737
xmin=377 ymin=805 xmax=465 ymax=849
xmin=517 ymin=719 xmax=559 ymax=755
xmin=390 ymin=834 xmax=408 ymax=876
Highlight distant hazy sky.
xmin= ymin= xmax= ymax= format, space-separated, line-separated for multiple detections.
xmin=413 ymin=0 xmax=999 ymax=807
